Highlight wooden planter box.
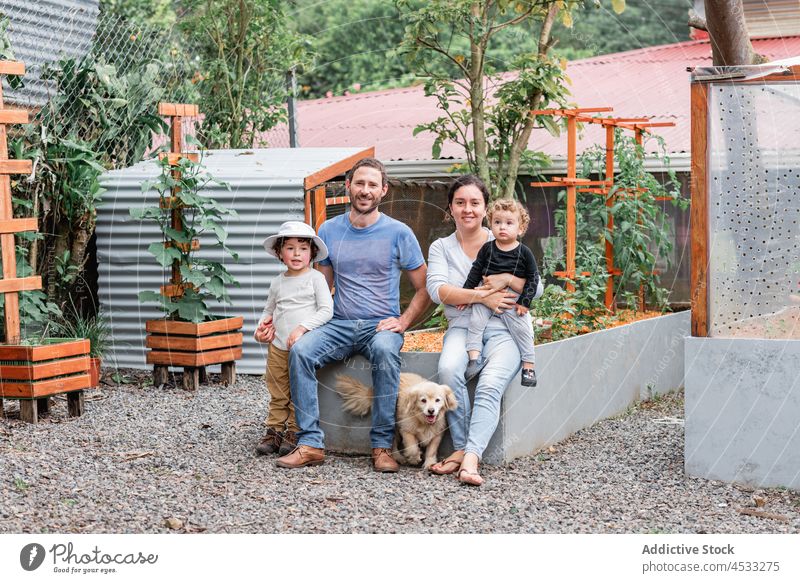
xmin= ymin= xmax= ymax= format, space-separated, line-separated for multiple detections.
xmin=145 ymin=316 xmax=243 ymax=390
xmin=0 ymin=338 xmax=92 ymax=423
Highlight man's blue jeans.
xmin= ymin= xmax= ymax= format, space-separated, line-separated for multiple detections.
xmin=289 ymin=319 xmax=403 ymax=449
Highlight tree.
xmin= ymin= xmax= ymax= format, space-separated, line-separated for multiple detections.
xmin=292 ymin=0 xmax=413 ymax=98
xmin=398 ymin=0 xmax=595 ymax=199
xmin=693 ymin=0 xmax=763 ymax=66
xmin=178 ymin=0 xmax=310 ymax=148
xmin=100 ymin=0 xmax=177 ymax=28
xmin=555 ymin=0 xmax=691 ymax=59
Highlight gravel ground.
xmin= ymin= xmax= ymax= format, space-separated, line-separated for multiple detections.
xmin=1 ymin=370 xmax=798 ymax=534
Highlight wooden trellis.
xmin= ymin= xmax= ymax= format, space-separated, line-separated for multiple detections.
xmin=531 ymin=107 xmax=674 ymax=310
xmin=0 ymin=60 xmax=91 ymax=422
xmin=144 ymin=103 xmax=242 ymax=390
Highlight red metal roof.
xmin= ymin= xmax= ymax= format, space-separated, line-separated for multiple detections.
xmin=262 ymin=36 xmax=800 ymax=161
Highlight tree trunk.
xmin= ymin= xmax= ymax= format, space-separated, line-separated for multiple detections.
xmin=704 ymin=0 xmax=759 ymax=66
xmin=500 ymin=3 xmax=559 ymax=199
xmin=470 ymin=2 xmax=491 ymax=187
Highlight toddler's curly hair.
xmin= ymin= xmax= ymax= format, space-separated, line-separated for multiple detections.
xmin=487 ymin=198 xmax=530 ymax=236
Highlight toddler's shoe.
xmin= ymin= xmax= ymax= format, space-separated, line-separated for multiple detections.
xmin=255 ymin=427 xmax=282 ymax=455
xmin=278 ymin=430 xmax=298 ymax=456
xmin=465 ymin=357 xmax=487 ymax=381
xmin=521 ymin=369 xmax=537 ymax=387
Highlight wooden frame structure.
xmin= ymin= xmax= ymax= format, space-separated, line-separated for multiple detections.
xmin=688 ymin=63 xmax=800 ymax=337
xmin=531 ymin=107 xmax=674 ymax=310
xmin=145 ymin=103 xmax=242 ymax=390
xmin=0 ymin=60 xmax=91 ymax=422
xmin=301 ymin=147 xmax=375 ymax=232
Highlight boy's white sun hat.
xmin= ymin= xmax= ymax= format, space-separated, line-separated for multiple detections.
xmin=262 ymin=220 xmax=329 ymax=262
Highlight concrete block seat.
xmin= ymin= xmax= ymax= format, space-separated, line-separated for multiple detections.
xmin=318 ymin=312 xmax=689 ymax=464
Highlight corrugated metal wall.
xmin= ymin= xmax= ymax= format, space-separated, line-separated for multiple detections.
xmin=1 ymin=0 xmax=100 ymax=106
xmin=744 ymin=1 xmax=800 ymax=37
xmin=97 ymin=148 xmax=367 ymax=374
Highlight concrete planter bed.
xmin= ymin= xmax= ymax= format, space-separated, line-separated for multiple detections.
xmin=318 ymin=311 xmax=689 ymax=464
xmin=684 ymin=337 xmax=800 ymax=490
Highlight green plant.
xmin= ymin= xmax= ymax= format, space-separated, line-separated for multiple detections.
xmin=131 ymin=154 xmax=239 ymax=323
xmin=51 ymin=308 xmax=111 ymax=358
xmin=576 ymin=130 xmax=686 ymax=309
xmin=423 ymin=304 xmax=448 ymax=329
xmin=9 ymin=52 xmax=168 ymax=313
xmin=0 ymin=240 xmax=62 ymax=341
xmin=399 ymin=0 xmax=579 ymax=198
xmin=179 ymin=0 xmax=311 ymax=148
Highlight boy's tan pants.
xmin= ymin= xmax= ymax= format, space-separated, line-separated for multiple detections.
xmin=265 ymin=345 xmax=299 ymax=432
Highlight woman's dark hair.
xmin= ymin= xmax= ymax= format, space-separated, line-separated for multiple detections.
xmin=446 ymin=174 xmax=490 ymax=208
xmin=272 ymin=236 xmax=320 ymax=261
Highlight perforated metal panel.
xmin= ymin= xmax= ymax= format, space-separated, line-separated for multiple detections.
xmin=708 ymin=82 xmax=800 ymax=338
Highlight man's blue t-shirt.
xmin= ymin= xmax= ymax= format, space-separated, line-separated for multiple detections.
xmin=317 ymin=213 xmax=424 ymax=320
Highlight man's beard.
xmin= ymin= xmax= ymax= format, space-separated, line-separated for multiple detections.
xmin=349 ymin=194 xmax=381 ymax=215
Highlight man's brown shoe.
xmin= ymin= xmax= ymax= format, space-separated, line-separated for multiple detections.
xmin=372 ymin=448 xmax=399 ymax=473
xmin=275 ymin=445 xmax=325 ymax=468
xmin=255 ymin=428 xmax=282 ymax=455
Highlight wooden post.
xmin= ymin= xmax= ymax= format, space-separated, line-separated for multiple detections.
xmin=153 ymin=365 xmax=169 ymax=386
xmin=182 ymin=367 xmax=199 ymax=391
xmin=67 ymin=391 xmax=85 ymax=417
xmin=313 ymin=186 xmax=326 ymax=232
xmin=604 ymin=124 xmax=616 ymax=312
xmin=170 ymin=113 xmax=185 ymax=290
xmin=690 ymin=82 xmax=709 ymax=337
xmin=565 ymin=115 xmax=577 ymax=293
xmin=19 ymin=400 xmax=37 ymax=423
xmin=0 ymin=64 xmax=24 ymax=344
xmin=220 ymin=362 xmax=236 ymax=386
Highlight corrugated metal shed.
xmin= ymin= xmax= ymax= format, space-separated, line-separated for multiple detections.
xmin=97 ymin=147 xmax=372 ymax=374
xmin=1 ymin=0 xmax=100 ymax=106
xmin=744 ymin=0 xmax=800 ymax=38
xmin=261 ymin=36 xmax=800 ymax=161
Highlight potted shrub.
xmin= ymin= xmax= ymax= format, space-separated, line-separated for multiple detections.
xmin=131 ymin=123 xmax=242 ymax=390
xmin=51 ymin=310 xmax=110 ymax=388
xmin=0 ymin=292 xmax=92 ymax=423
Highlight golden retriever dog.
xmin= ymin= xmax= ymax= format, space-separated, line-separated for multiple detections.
xmin=335 ymin=372 xmax=458 ymax=469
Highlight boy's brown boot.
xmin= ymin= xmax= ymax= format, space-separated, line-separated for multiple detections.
xmin=277 ymin=430 xmax=298 ymax=456
xmin=255 ymin=428 xmax=282 ymax=455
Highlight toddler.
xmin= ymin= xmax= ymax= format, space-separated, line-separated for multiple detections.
xmin=254 ymin=221 xmax=333 ymax=455
xmin=463 ymin=198 xmax=540 ymax=387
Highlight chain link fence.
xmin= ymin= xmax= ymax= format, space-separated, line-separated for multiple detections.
xmin=1 ymin=3 xmax=292 ymax=157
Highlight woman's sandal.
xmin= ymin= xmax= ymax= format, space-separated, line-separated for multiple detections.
xmin=457 ymin=467 xmax=484 ymax=487
xmin=429 ymin=454 xmax=464 ymax=475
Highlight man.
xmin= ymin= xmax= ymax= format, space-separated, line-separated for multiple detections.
xmin=271 ymin=157 xmax=430 ymax=472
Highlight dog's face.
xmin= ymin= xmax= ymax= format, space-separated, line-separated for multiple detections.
xmin=406 ymin=382 xmax=458 ymax=425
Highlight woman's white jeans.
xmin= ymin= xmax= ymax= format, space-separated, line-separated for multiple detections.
xmin=437 ymin=325 xmax=521 ymax=460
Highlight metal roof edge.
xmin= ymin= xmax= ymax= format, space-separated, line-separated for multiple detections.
xmin=384 ymin=152 xmax=690 ymax=178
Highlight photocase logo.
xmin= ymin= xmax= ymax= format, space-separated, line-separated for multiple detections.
xmin=20 ymin=543 xmax=46 ymax=571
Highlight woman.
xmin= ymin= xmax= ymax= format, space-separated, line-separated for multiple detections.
xmin=426 ymin=174 xmax=537 ymax=486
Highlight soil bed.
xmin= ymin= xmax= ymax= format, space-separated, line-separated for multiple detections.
xmin=402 ymin=309 xmax=668 ymax=353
